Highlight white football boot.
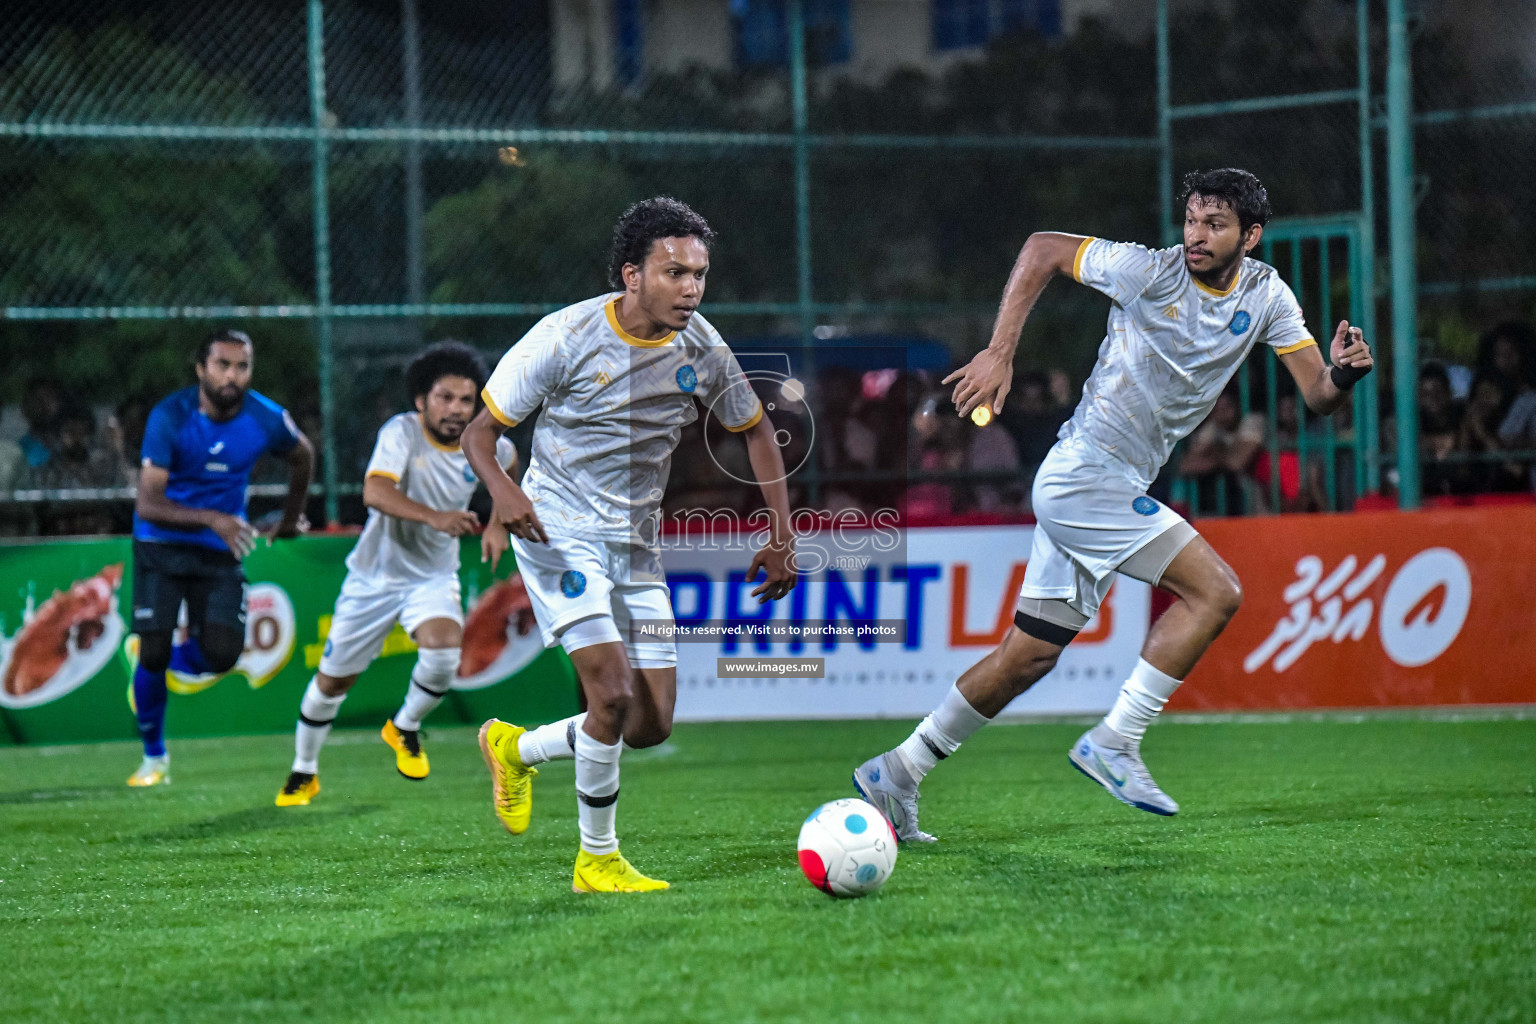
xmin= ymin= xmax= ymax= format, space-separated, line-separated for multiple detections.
xmin=1068 ymin=725 xmax=1178 ymax=816
xmin=853 ymin=751 xmax=936 ymax=843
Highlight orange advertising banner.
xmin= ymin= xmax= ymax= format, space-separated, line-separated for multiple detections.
xmin=1171 ymin=506 xmax=1536 ymax=710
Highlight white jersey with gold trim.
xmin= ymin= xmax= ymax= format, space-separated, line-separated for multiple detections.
xmin=1060 ymin=238 xmax=1316 ymax=487
xmin=348 ymin=412 xmax=514 ymax=582
xmin=482 ymin=293 xmax=762 ymax=544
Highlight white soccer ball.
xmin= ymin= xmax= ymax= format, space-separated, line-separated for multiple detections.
xmin=797 ymin=797 xmax=898 ymax=898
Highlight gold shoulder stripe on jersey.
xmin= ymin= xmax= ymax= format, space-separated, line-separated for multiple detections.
xmin=725 ymin=404 xmax=764 ymax=433
xmin=365 ymin=470 xmax=401 ymax=483
xmin=1274 ymin=337 xmax=1318 ymax=356
xmin=481 ymin=388 xmax=517 ymax=427
xmin=1071 ymin=237 xmax=1094 ymax=283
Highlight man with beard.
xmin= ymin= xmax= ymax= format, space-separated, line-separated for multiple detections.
xmin=853 ymin=169 xmax=1376 ymax=838
xmin=276 ymin=341 xmax=516 ymax=806
xmin=130 ymin=329 xmax=313 ymax=786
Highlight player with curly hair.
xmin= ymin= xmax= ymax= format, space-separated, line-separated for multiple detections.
xmin=462 ymin=196 xmax=798 ymax=893
xmin=275 ymin=341 xmax=517 ymax=806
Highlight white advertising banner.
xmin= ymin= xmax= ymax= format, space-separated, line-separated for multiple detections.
xmin=660 ymin=525 xmax=1148 ymax=721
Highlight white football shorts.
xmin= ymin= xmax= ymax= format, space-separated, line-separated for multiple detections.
xmin=318 ymin=571 xmax=464 ymax=678
xmin=510 ymin=533 xmax=676 ymax=668
xmin=1018 ymin=438 xmax=1197 ymax=632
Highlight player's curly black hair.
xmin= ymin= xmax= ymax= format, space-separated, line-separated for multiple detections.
xmin=405 ymin=340 xmax=488 ymax=401
xmin=196 ymin=328 xmax=253 ymax=366
xmin=1178 ymin=168 xmax=1273 ymax=232
xmin=607 ymin=196 xmax=715 ymax=290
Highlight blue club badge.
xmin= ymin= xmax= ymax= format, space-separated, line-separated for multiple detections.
xmin=676 ymin=364 xmax=698 ymax=393
xmin=462 ymin=465 xmax=478 ymax=483
xmin=1228 ymin=311 xmax=1252 ymax=336
xmin=1132 ymin=496 xmax=1159 ymax=516
xmin=560 ymin=570 xmax=587 ymax=598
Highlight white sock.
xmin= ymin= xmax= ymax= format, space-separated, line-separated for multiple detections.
xmin=1102 ymin=658 xmax=1183 ymax=746
xmin=392 ymin=647 xmax=459 ymax=731
xmin=574 ymin=728 xmax=621 ymax=856
xmin=893 ymin=683 xmax=991 ymax=785
xmin=518 ymin=713 xmax=587 ymax=766
xmin=294 ymin=678 xmax=346 ymax=773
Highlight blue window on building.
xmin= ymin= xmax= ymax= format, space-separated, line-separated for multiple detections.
xmin=732 ymin=0 xmax=851 ymax=68
xmin=932 ymin=0 xmax=1060 ymax=52
xmin=614 ymin=0 xmax=644 ymax=86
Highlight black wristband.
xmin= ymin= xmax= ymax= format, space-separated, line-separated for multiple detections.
xmin=1330 ymin=363 xmax=1369 ymax=390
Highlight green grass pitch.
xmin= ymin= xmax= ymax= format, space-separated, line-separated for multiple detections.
xmin=4 ymin=715 xmax=1534 ymax=1023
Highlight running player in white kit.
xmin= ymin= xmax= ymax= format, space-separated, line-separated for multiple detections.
xmin=275 ymin=342 xmax=515 ymax=807
xmin=854 ymin=168 xmax=1376 ymax=840
xmin=462 ymin=197 xmax=797 ymax=892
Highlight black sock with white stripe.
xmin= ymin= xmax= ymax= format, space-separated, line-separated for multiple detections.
xmin=293 ymin=677 xmax=345 ymax=773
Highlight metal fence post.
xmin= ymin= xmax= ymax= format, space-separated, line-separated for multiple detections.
xmin=1386 ymin=0 xmax=1419 ymax=509
xmin=1156 ymin=0 xmax=1174 ymax=245
xmin=308 ymin=0 xmax=340 ymax=524
xmin=402 ymin=0 xmax=426 ymax=309
xmin=1356 ymin=0 xmax=1381 ymax=495
xmin=789 ymin=0 xmax=819 ymax=506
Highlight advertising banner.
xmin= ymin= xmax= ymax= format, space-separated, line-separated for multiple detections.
xmin=1173 ymin=506 xmax=1536 ymax=710
xmin=662 ymin=525 xmax=1151 ymax=721
xmin=0 ymin=536 xmax=578 ymax=746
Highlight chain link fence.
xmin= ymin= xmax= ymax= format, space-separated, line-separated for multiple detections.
xmin=0 ymin=0 xmax=1532 ymax=535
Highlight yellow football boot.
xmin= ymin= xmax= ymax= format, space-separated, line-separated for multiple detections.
xmin=127 ymin=755 xmax=170 ymax=788
xmin=478 ymin=719 xmax=537 ymax=835
xmin=572 ymin=849 xmax=670 ymax=894
xmin=381 ymin=720 xmax=430 ymax=780
xmin=275 ymin=771 xmax=320 ymax=807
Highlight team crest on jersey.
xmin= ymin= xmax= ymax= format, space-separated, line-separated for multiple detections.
xmin=560 ymin=570 xmax=587 ymax=598
xmin=1132 ymin=496 xmax=1159 ymax=516
xmin=462 ymin=464 xmax=478 ymax=483
xmin=1228 ymin=311 xmax=1251 ymax=336
xmin=676 ymin=365 xmax=698 ymax=393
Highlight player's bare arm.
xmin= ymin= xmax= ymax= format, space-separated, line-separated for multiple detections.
xmin=362 ymin=472 xmax=479 ymax=537
xmin=947 ymin=232 xmax=1087 ymax=417
xmin=269 ymin=433 xmax=314 ymax=539
xmin=135 ymin=463 xmax=256 ymax=558
xmin=462 ymin=406 xmax=546 ymax=568
xmin=738 ymin=413 xmax=797 ymax=604
xmin=1280 ymin=320 xmax=1375 ymax=416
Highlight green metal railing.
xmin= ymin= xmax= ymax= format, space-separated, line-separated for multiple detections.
xmin=3 ymin=0 xmax=1534 ymax=522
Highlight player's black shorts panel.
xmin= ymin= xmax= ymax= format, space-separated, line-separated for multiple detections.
xmin=131 ymin=540 xmax=247 ymax=637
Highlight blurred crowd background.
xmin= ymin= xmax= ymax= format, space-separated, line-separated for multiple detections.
xmin=2 ymin=0 xmax=1533 ymax=535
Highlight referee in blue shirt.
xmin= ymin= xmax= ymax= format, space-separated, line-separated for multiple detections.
xmin=128 ymin=329 xmax=314 ymax=786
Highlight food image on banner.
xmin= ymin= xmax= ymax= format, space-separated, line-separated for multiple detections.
xmin=0 ymin=564 xmax=125 ymax=710
xmin=455 ymin=574 xmax=545 ymax=690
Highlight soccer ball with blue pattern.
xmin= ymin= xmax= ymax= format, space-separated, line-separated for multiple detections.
xmin=797 ymin=797 xmax=897 ymax=898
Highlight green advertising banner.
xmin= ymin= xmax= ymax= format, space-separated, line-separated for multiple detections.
xmin=0 ymin=535 xmax=579 ymax=746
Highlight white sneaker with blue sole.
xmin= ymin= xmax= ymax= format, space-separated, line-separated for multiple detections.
xmin=1068 ymin=726 xmax=1179 ymax=816
xmin=852 ymin=752 xmax=937 ymax=843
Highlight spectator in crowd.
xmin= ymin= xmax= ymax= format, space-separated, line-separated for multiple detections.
xmin=1177 ymin=387 xmax=1265 ymax=515
xmin=1047 ymin=368 xmax=1075 ymax=417
xmin=906 ymin=391 xmax=962 ymax=520
xmin=18 ymin=380 xmax=62 ymax=473
xmin=106 ymin=395 xmax=152 ymax=488
xmin=1456 ymin=371 xmax=1526 ymax=493
xmin=1497 ymin=366 xmax=1536 ymax=492
xmin=32 ymin=406 xmax=124 ymax=490
xmin=1251 ymin=393 xmax=1329 ymax=513
xmin=1417 ymin=361 xmax=1462 ymax=497
xmin=965 ymin=410 xmax=1022 ymax=513
xmin=998 ymin=370 xmax=1067 ymax=472
xmin=0 ymin=403 xmax=24 ymax=493
xmin=1474 ymin=321 xmax=1536 ymax=424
